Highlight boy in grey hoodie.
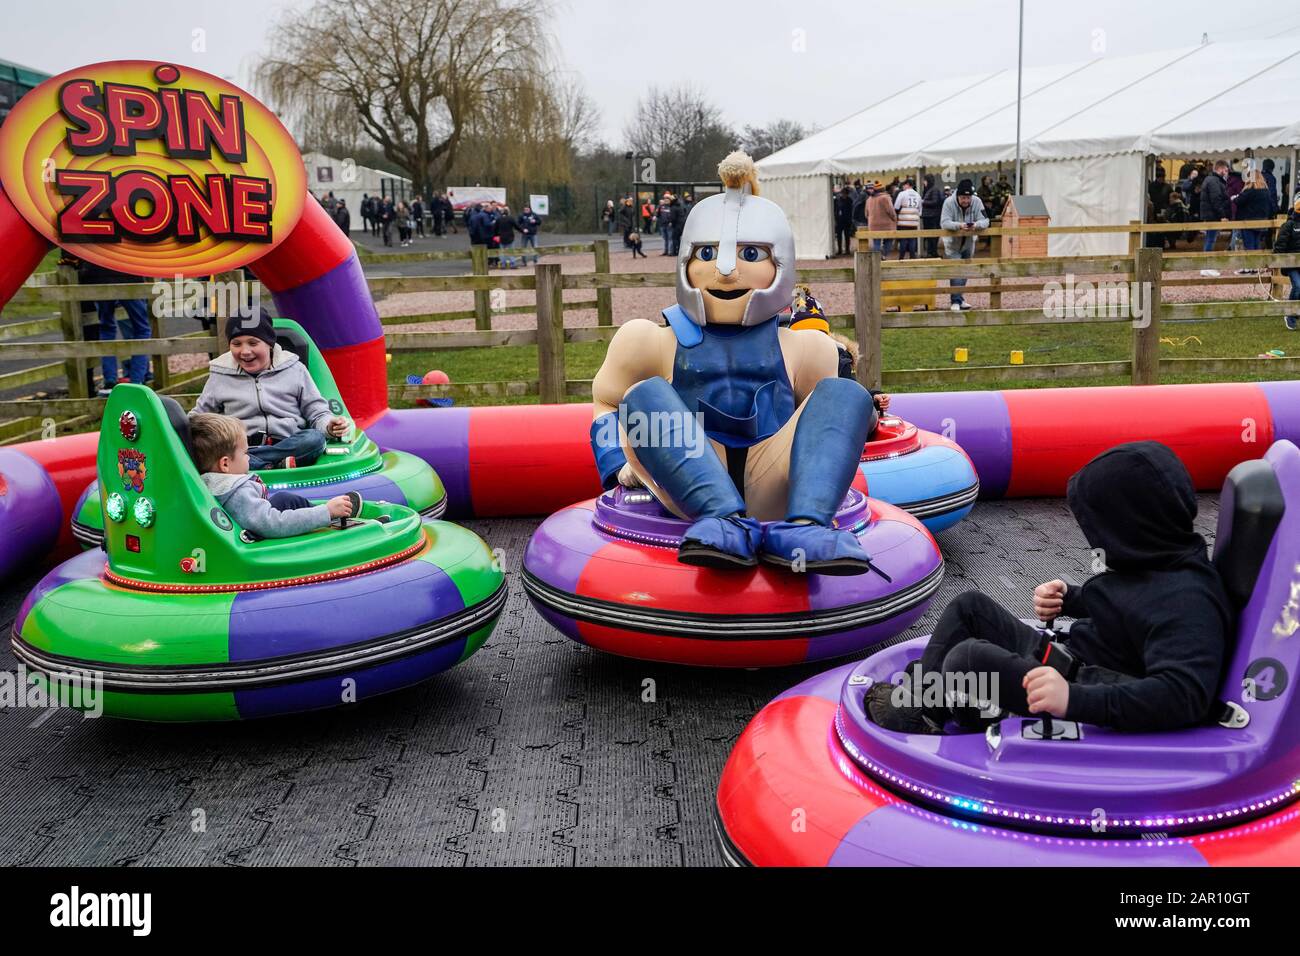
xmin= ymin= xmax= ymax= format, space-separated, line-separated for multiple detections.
xmin=191 ymin=413 xmax=354 ymax=538
xmin=192 ymin=309 xmax=350 ymax=470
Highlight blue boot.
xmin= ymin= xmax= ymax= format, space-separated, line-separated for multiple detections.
xmin=762 ymin=378 xmax=878 ymax=576
xmin=622 ymin=377 xmax=758 ymax=569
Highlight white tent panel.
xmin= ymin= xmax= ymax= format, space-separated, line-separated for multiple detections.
xmin=762 ymin=175 xmax=833 ymax=260
xmin=1030 ymin=39 xmax=1300 ymax=160
xmin=924 ymin=48 xmax=1198 ymax=165
xmin=758 ymin=72 xmax=1003 ymax=179
xmin=759 ymin=38 xmax=1300 ymax=176
xmin=1024 ymin=155 xmax=1145 ymax=257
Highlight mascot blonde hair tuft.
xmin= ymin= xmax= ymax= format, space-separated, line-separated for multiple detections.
xmin=718 ymin=151 xmax=760 ymax=196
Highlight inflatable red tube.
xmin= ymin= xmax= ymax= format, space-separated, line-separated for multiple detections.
xmin=0 ymin=183 xmax=53 ymax=307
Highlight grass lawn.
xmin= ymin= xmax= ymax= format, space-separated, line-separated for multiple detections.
xmin=387 ymin=313 xmax=1300 ymax=407
xmin=0 ymin=248 xmax=73 ymax=321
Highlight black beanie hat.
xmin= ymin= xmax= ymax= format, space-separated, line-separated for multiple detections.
xmin=956 ymin=179 xmax=974 ymax=196
xmin=226 ymin=308 xmax=277 ymax=348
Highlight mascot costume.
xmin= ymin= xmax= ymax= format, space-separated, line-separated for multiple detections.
xmin=589 ymin=152 xmax=879 ymax=575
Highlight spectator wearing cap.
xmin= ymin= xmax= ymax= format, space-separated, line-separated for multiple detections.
xmin=940 ymin=179 xmax=989 ymax=310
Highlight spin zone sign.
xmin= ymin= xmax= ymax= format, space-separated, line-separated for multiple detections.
xmin=0 ymin=60 xmax=306 ymax=277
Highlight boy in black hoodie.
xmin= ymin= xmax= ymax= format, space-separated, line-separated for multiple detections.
xmin=869 ymin=441 xmax=1231 ymax=734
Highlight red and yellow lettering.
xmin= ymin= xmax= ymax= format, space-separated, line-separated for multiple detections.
xmin=104 ymin=84 xmax=165 ymax=155
xmin=158 ymin=88 xmax=188 ymax=154
xmin=182 ymin=91 xmax=247 ymax=163
xmin=54 ymin=169 xmax=115 ymax=238
xmin=109 ymin=170 xmax=174 ymax=239
xmin=171 ymin=174 xmax=232 ymax=240
xmin=231 ymin=176 xmax=271 ymax=238
xmin=59 ymin=80 xmax=110 ymax=155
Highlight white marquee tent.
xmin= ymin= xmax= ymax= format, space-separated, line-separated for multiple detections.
xmin=758 ymin=38 xmax=1300 ymax=259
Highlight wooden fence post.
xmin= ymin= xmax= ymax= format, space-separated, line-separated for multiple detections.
xmin=593 ymin=239 xmax=613 ymax=327
xmin=988 ymin=231 xmax=1003 ymax=309
xmin=55 ymin=263 xmax=91 ymax=399
xmin=149 ymin=280 xmax=171 ymax=391
xmin=1127 ymin=219 xmax=1142 ymax=256
xmin=471 ymin=244 xmax=491 ymax=331
xmin=1132 ymin=245 xmax=1162 ymax=386
xmin=535 ymin=263 xmax=566 ymax=403
xmin=854 ymin=249 xmax=883 ymax=391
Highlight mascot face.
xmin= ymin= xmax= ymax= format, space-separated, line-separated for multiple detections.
xmin=686 ymin=242 xmax=778 ymax=325
xmin=674 ymin=176 xmax=796 ymax=327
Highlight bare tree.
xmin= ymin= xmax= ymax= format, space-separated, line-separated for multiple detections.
xmin=623 ymin=85 xmax=737 ymax=182
xmin=740 ymin=119 xmax=812 ymax=160
xmin=257 ymin=0 xmax=553 ymax=194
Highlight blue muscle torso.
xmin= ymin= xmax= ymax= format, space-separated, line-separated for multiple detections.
xmin=662 ymin=305 xmax=795 ymax=448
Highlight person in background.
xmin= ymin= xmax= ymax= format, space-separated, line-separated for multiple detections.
xmin=379 ymin=197 xmax=396 ymax=247
xmin=940 ymin=179 xmax=989 ymax=311
xmin=626 ymin=230 xmax=647 ymax=259
xmin=1176 ymin=163 xmax=1199 ymax=212
xmin=431 ymin=193 xmax=446 ymax=236
xmin=1273 ymin=197 xmax=1300 ymax=331
xmin=360 ymin=194 xmax=372 ymax=235
xmin=657 ymin=195 xmax=675 ymax=256
xmin=332 ymin=197 xmax=350 ymax=234
xmin=851 ymin=184 xmax=869 ymax=242
xmin=866 ymin=181 xmax=897 ymax=257
xmin=442 ymin=194 xmax=458 ymax=235
xmin=834 ymin=184 xmax=855 ymax=257
xmin=395 ymin=201 xmax=412 ymax=246
xmin=921 ymin=173 xmax=944 ymax=258
xmin=1262 ymin=158 xmax=1280 ymax=209
xmin=1234 ymin=169 xmax=1275 ymax=255
xmin=618 ymin=197 xmax=637 ymax=247
xmin=76 ymin=258 xmax=154 ymax=395
xmin=668 ymin=194 xmax=686 ymax=256
xmin=894 ymin=177 xmax=922 ymax=260
xmin=1225 ymin=161 xmax=1245 ymax=250
xmin=1163 ymin=190 xmax=1191 ymax=249
xmin=1199 ymin=160 xmax=1231 ymax=251
xmin=495 ymin=205 xmax=519 ymax=268
xmin=517 ymin=204 xmax=541 ymax=265
xmin=601 ymin=199 xmax=616 ymax=235
xmin=977 ymin=175 xmax=995 ymax=213
xmin=641 ymin=197 xmax=655 ymax=234
xmin=1148 ymin=167 xmax=1172 ymax=223
xmin=411 ymin=196 xmax=425 ymax=238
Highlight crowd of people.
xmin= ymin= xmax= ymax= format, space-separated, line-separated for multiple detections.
xmin=313 ymin=191 xmax=463 ymax=247
xmin=833 ymin=173 xmax=1013 ymax=260
xmin=465 ymin=201 xmax=544 ymax=268
xmin=1145 ymin=158 xmax=1286 ymax=255
xmin=602 ymin=191 xmax=695 ymax=256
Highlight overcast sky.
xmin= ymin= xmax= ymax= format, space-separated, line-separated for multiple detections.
xmin=4 ymin=0 xmax=1299 ymax=145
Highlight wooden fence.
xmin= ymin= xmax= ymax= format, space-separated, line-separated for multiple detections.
xmin=1 ymin=223 xmax=1298 ymax=443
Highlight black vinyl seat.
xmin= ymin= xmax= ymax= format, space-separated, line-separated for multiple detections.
xmin=159 ymin=395 xmax=198 ymax=467
xmin=1213 ymin=458 xmax=1286 ymax=610
xmin=276 ymin=328 xmax=312 ymax=365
